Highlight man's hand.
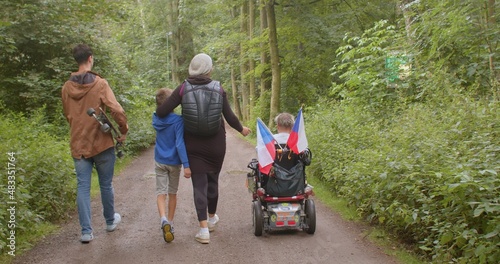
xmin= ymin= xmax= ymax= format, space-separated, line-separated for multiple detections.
xmin=116 ymin=134 xmax=127 ymax=143
xmin=240 ymin=126 xmax=251 ymax=137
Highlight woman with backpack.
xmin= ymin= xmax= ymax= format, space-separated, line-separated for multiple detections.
xmin=156 ymin=53 xmax=251 ymax=244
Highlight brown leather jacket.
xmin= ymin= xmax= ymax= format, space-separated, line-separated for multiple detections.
xmin=62 ymin=71 xmax=128 ymax=159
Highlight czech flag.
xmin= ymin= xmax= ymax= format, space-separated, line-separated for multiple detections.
xmin=256 ymin=118 xmax=276 ymax=174
xmin=287 ymin=108 xmax=308 ymax=154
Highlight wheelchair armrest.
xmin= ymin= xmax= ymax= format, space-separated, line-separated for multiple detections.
xmin=247 ymin=158 xmax=259 ymax=170
xmin=299 ymin=148 xmax=312 ymax=166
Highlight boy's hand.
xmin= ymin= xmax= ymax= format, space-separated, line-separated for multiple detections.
xmin=183 ymin=167 xmax=192 ymax=178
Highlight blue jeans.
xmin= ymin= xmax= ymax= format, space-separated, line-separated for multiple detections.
xmin=73 ymin=147 xmax=116 ymax=234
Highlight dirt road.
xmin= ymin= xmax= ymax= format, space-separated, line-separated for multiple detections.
xmin=14 ymin=129 xmax=398 ymax=264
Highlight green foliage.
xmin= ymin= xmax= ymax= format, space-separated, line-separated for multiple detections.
xmin=307 ymin=97 xmax=499 ymax=263
xmin=331 ymin=20 xmax=406 ymax=107
xmin=250 ymin=89 xmax=272 ymax=128
xmin=312 ymin=2 xmax=499 ymax=261
xmin=0 ymin=0 xmax=119 ymax=118
xmin=119 ymin=86 xmax=157 ymax=153
xmin=0 ymin=110 xmax=75 ymax=254
xmin=408 ymin=0 xmax=498 ymax=97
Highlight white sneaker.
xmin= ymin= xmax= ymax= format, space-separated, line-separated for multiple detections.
xmin=80 ymin=233 xmax=94 ymax=243
xmin=207 ymin=214 xmax=219 ymax=232
xmin=195 ymin=231 xmax=210 ymax=244
xmin=106 ymin=213 xmax=121 ymax=232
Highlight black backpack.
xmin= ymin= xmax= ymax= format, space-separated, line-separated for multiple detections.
xmin=180 ymin=80 xmax=223 ymax=137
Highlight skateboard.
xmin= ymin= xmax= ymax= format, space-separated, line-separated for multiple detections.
xmin=87 ymin=107 xmax=124 ymax=158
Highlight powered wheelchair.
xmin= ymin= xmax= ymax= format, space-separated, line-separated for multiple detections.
xmin=247 ymin=144 xmax=315 ymax=236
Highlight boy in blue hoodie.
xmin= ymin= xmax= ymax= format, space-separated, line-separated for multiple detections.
xmin=152 ymin=88 xmax=191 ymax=243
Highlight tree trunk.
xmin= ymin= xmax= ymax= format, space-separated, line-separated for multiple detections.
xmin=486 ymin=0 xmax=497 ymax=84
xmin=260 ymin=2 xmax=269 ymax=96
xmin=167 ymin=0 xmax=180 ymax=83
xmin=266 ymin=0 xmax=281 ymax=127
xmin=399 ymin=0 xmax=416 ymax=47
xmin=137 ymin=0 xmax=146 ymax=34
xmin=240 ymin=2 xmax=250 ymax=121
xmin=167 ymin=0 xmax=194 ymax=84
xmin=248 ymin=0 xmax=256 ymax=111
xmin=231 ymin=66 xmax=243 ymax=119
xmin=259 ymin=1 xmax=271 ymax=123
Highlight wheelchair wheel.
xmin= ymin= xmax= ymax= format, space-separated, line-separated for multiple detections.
xmin=304 ymin=199 xmax=316 ymax=234
xmin=252 ymin=200 xmax=263 ymax=236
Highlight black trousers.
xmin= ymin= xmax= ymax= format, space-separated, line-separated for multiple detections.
xmin=191 ymin=171 xmax=220 ymax=221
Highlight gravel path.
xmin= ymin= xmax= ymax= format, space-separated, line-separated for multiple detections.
xmin=13 ymin=128 xmax=399 ymax=264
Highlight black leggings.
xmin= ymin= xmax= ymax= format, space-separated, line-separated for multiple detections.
xmin=191 ymin=171 xmax=220 ymax=221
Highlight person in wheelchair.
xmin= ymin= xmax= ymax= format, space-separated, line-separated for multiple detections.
xmin=260 ymin=113 xmax=311 ymax=196
xmin=272 ymin=112 xmax=311 ymax=167
xmin=273 ymin=112 xmax=299 ymax=168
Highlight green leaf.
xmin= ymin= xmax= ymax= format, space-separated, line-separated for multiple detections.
xmin=440 ymin=232 xmax=454 ymax=244
xmin=483 ymin=230 xmax=498 ymax=239
xmin=473 ymin=207 xmax=484 ymax=217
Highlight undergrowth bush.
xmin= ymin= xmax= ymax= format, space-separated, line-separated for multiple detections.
xmin=118 ymin=86 xmax=156 ymax=154
xmin=307 ymin=97 xmax=499 ymax=263
xmin=0 ymin=110 xmax=75 ymax=254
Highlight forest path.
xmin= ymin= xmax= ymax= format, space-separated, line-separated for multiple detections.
xmin=13 ymin=129 xmax=399 ymax=264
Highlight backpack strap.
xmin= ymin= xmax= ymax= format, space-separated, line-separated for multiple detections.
xmin=179 ymin=81 xmax=187 ymax=96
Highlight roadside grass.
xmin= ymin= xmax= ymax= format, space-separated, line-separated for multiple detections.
xmin=0 ymin=223 xmax=58 ymax=264
xmin=307 ymin=175 xmax=424 ymax=264
xmin=2 ymin=153 xmax=135 ymax=264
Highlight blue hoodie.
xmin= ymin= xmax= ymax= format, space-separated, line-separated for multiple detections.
xmin=152 ymin=112 xmax=189 ymax=168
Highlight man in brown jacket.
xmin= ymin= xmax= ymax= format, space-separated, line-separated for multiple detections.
xmin=62 ymin=44 xmax=128 ymax=243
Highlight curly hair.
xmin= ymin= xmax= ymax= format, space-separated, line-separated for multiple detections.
xmin=155 ymin=88 xmax=173 ymax=106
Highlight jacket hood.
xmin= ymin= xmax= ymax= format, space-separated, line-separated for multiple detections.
xmin=152 ymin=112 xmax=181 ymax=131
xmin=64 ymin=72 xmax=99 ymax=100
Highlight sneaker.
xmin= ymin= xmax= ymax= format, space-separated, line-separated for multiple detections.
xmin=106 ymin=213 xmax=121 ymax=232
xmin=207 ymin=214 xmax=219 ymax=232
xmin=162 ymin=221 xmax=174 ymax=243
xmin=195 ymin=231 xmax=210 ymax=244
xmin=80 ymin=233 xmax=94 ymax=243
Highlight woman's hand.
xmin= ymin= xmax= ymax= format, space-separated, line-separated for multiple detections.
xmin=240 ymin=126 xmax=251 ymax=137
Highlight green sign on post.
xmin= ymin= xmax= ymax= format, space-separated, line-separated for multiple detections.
xmin=385 ymin=55 xmax=408 ymax=83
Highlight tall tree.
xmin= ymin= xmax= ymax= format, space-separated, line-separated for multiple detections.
xmin=486 ymin=0 xmax=498 ymax=84
xmin=231 ymin=65 xmax=243 ymax=118
xmin=259 ymin=1 xmax=270 ymax=97
xmin=266 ymin=0 xmax=281 ymax=126
xmin=257 ymin=1 xmax=271 ymax=124
xmin=240 ymin=2 xmax=250 ymax=121
xmin=248 ymin=0 xmax=257 ymax=111
xmin=170 ymin=0 xmax=195 ymax=84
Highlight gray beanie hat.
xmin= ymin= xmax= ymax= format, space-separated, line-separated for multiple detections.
xmin=188 ymin=53 xmax=213 ymax=76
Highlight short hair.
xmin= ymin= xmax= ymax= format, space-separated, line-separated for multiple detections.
xmin=72 ymin=44 xmax=93 ymax=65
xmin=156 ymin=88 xmax=173 ymax=106
xmin=274 ymin=112 xmax=295 ymax=129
